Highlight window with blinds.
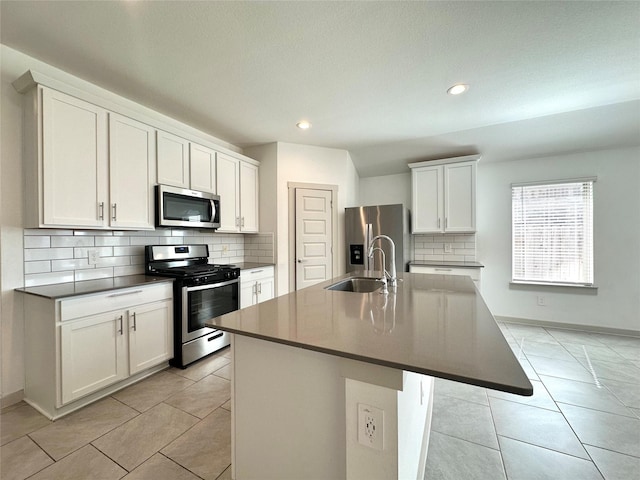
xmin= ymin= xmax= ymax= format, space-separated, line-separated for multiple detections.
xmin=512 ymin=179 xmax=594 ymax=286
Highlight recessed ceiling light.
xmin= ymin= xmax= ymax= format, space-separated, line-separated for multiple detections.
xmin=447 ymin=84 xmax=469 ymax=95
xmin=296 ymin=121 xmax=312 ymax=130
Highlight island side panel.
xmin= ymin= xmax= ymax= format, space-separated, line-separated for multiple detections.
xmin=231 ymin=334 xmax=347 ymax=479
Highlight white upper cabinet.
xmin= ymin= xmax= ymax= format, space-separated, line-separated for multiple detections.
xmin=41 ymin=88 xmax=108 ymax=227
xmin=216 ymin=152 xmax=240 ymax=232
xmin=409 ymin=155 xmax=479 ymax=234
xmin=156 ymin=130 xmax=190 ymax=188
xmin=216 ymin=153 xmax=259 ymax=233
xmin=16 ymin=71 xmax=260 ymax=233
xmin=27 ymin=87 xmax=155 ymax=230
xmin=109 ymin=113 xmax=156 ymax=229
xmin=189 ymin=142 xmax=217 ymax=193
xmin=239 ymin=161 xmax=259 ymax=233
xmin=444 ymin=161 xmax=476 ymax=233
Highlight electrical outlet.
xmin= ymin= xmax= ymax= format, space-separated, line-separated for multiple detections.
xmin=87 ymin=249 xmax=99 ymax=265
xmin=221 ymin=244 xmax=229 ymax=256
xmin=444 ymin=243 xmax=452 ymax=253
xmin=537 ymin=295 xmax=546 ymax=306
xmin=357 ymin=403 xmax=384 ymax=450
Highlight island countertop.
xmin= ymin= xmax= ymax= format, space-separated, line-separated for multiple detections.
xmin=207 ymin=271 xmax=533 ymax=396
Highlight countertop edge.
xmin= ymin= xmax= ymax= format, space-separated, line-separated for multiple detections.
xmin=15 ymin=275 xmax=174 ymax=300
xmin=212 ymin=325 xmax=532 ymax=396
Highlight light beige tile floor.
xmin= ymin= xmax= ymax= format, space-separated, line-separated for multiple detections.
xmin=1 ymin=326 xmax=639 ymax=479
xmin=1 ymin=349 xmax=232 ymax=480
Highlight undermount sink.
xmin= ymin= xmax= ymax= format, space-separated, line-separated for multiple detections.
xmin=325 ymin=277 xmax=385 ymax=293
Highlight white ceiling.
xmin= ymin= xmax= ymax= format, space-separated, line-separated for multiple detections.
xmin=2 ymin=1 xmax=639 ymax=177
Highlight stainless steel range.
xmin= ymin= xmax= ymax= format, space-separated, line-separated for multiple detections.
xmin=145 ymin=244 xmax=239 ymax=368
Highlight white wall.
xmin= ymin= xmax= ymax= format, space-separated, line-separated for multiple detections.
xmin=477 ymin=147 xmax=640 ymax=333
xmin=1 ymin=45 xmax=28 ymax=401
xmin=359 ymin=173 xmax=411 ymax=209
xmin=250 ymin=142 xmax=359 ymax=295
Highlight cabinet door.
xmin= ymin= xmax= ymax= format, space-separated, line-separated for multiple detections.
xmin=411 ymin=166 xmax=443 ymax=233
xmin=257 ymin=277 xmax=274 ymax=304
xmin=240 ymin=161 xmax=259 ymax=232
xmin=444 ymin=162 xmax=476 ymax=232
xmin=109 ymin=113 xmax=156 ymax=229
xmin=59 ymin=311 xmax=127 ymax=405
xmin=190 ymin=143 xmax=217 ymax=193
xmin=240 ymin=280 xmax=256 ymax=309
xmin=42 ymin=88 xmax=108 ymax=227
xmin=216 ymin=153 xmax=240 ymax=232
xmin=157 ymin=130 xmax=190 ymax=188
xmin=128 ymin=300 xmax=173 ymax=375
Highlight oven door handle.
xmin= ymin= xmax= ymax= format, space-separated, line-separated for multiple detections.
xmin=184 ymin=278 xmax=239 ymax=292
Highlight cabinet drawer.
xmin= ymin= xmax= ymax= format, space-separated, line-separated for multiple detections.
xmin=60 ymin=283 xmax=173 ymax=321
xmin=409 ymin=265 xmax=481 ymax=281
xmin=240 ymin=266 xmax=274 ymax=284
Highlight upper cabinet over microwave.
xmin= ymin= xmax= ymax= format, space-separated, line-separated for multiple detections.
xmin=156 ymin=184 xmax=220 ymax=229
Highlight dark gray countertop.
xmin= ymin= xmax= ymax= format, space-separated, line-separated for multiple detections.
xmin=409 ymin=260 xmax=484 ymax=268
xmin=207 ymin=271 xmax=532 ymax=396
xmin=15 ymin=275 xmax=174 ymax=300
xmin=235 ymin=262 xmax=275 ymax=271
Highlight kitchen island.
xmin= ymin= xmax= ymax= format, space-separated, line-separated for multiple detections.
xmin=207 ymin=272 xmax=532 ymax=479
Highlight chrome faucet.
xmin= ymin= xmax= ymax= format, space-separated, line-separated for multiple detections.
xmin=368 ymin=247 xmax=389 ymax=294
xmin=367 ymin=234 xmax=397 ymax=287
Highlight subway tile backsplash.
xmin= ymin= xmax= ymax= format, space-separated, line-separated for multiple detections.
xmin=412 ymin=233 xmax=476 ymax=262
xmin=23 ymin=229 xmax=275 ymax=287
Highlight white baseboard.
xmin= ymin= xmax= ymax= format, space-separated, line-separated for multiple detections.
xmin=495 ymin=316 xmax=640 ymax=338
xmin=1 ymin=389 xmax=24 ymax=410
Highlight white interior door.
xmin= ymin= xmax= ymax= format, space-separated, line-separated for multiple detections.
xmin=295 ymin=188 xmax=333 ymax=290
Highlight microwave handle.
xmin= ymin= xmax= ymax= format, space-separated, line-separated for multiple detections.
xmin=210 ymin=199 xmax=216 ymax=222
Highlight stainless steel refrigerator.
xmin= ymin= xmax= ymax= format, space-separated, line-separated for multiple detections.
xmin=345 ymin=204 xmax=409 ymax=274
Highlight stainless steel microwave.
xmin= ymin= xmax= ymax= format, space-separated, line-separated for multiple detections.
xmin=156 ymin=184 xmax=220 ymax=229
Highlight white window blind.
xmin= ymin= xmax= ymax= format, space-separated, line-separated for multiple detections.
xmin=512 ymin=179 xmax=594 ymax=286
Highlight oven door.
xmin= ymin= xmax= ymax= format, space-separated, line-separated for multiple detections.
xmin=181 ymin=279 xmax=239 ymax=343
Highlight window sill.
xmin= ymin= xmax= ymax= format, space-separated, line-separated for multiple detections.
xmin=510 ymin=281 xmax=598 ymax=292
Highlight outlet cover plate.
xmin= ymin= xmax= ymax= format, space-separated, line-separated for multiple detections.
xmin=357 ymin=403 xmax=384 ymax=450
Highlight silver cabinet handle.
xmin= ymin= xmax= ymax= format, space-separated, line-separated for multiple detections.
xmin=437 ymin=218 xmax=441 ymax=228
xmin=108 ymin=289 xmax=143 ymax=298
xmin=118 ymin=315 xmax=123 ymax=335
xmin=112 ymin=203 xmax=117 ymax=221
xmin=98 ymin=202 xmax=104 ymax=220
xmin=236 ymin=217 xmax=240 ymax=227
xmin=250 ymin=269 xmax=264 ymax=274
xmin=131 ymin=312 xmax=137 ymax=332
xmin=435 ymin=268 xmax=452 ymax=272
xmin=241 ymin=216 xmax=245 ymax=227
xmin=258 ymin=282 xmax=262 ymax=294
xmin=445 ymin=217 xmax=448 ymax=228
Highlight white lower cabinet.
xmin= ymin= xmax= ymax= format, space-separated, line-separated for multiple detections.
xmin=60 ymin=310 xmax=128 ymax=404
xmin=23 ymin=282 xmax=173 ymax=419
xmin=240 ymin=266 xmax=275 ymax=308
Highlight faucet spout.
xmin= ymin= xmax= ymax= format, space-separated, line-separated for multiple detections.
xmin=367 ymin=234 xmax=397 ymax=287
